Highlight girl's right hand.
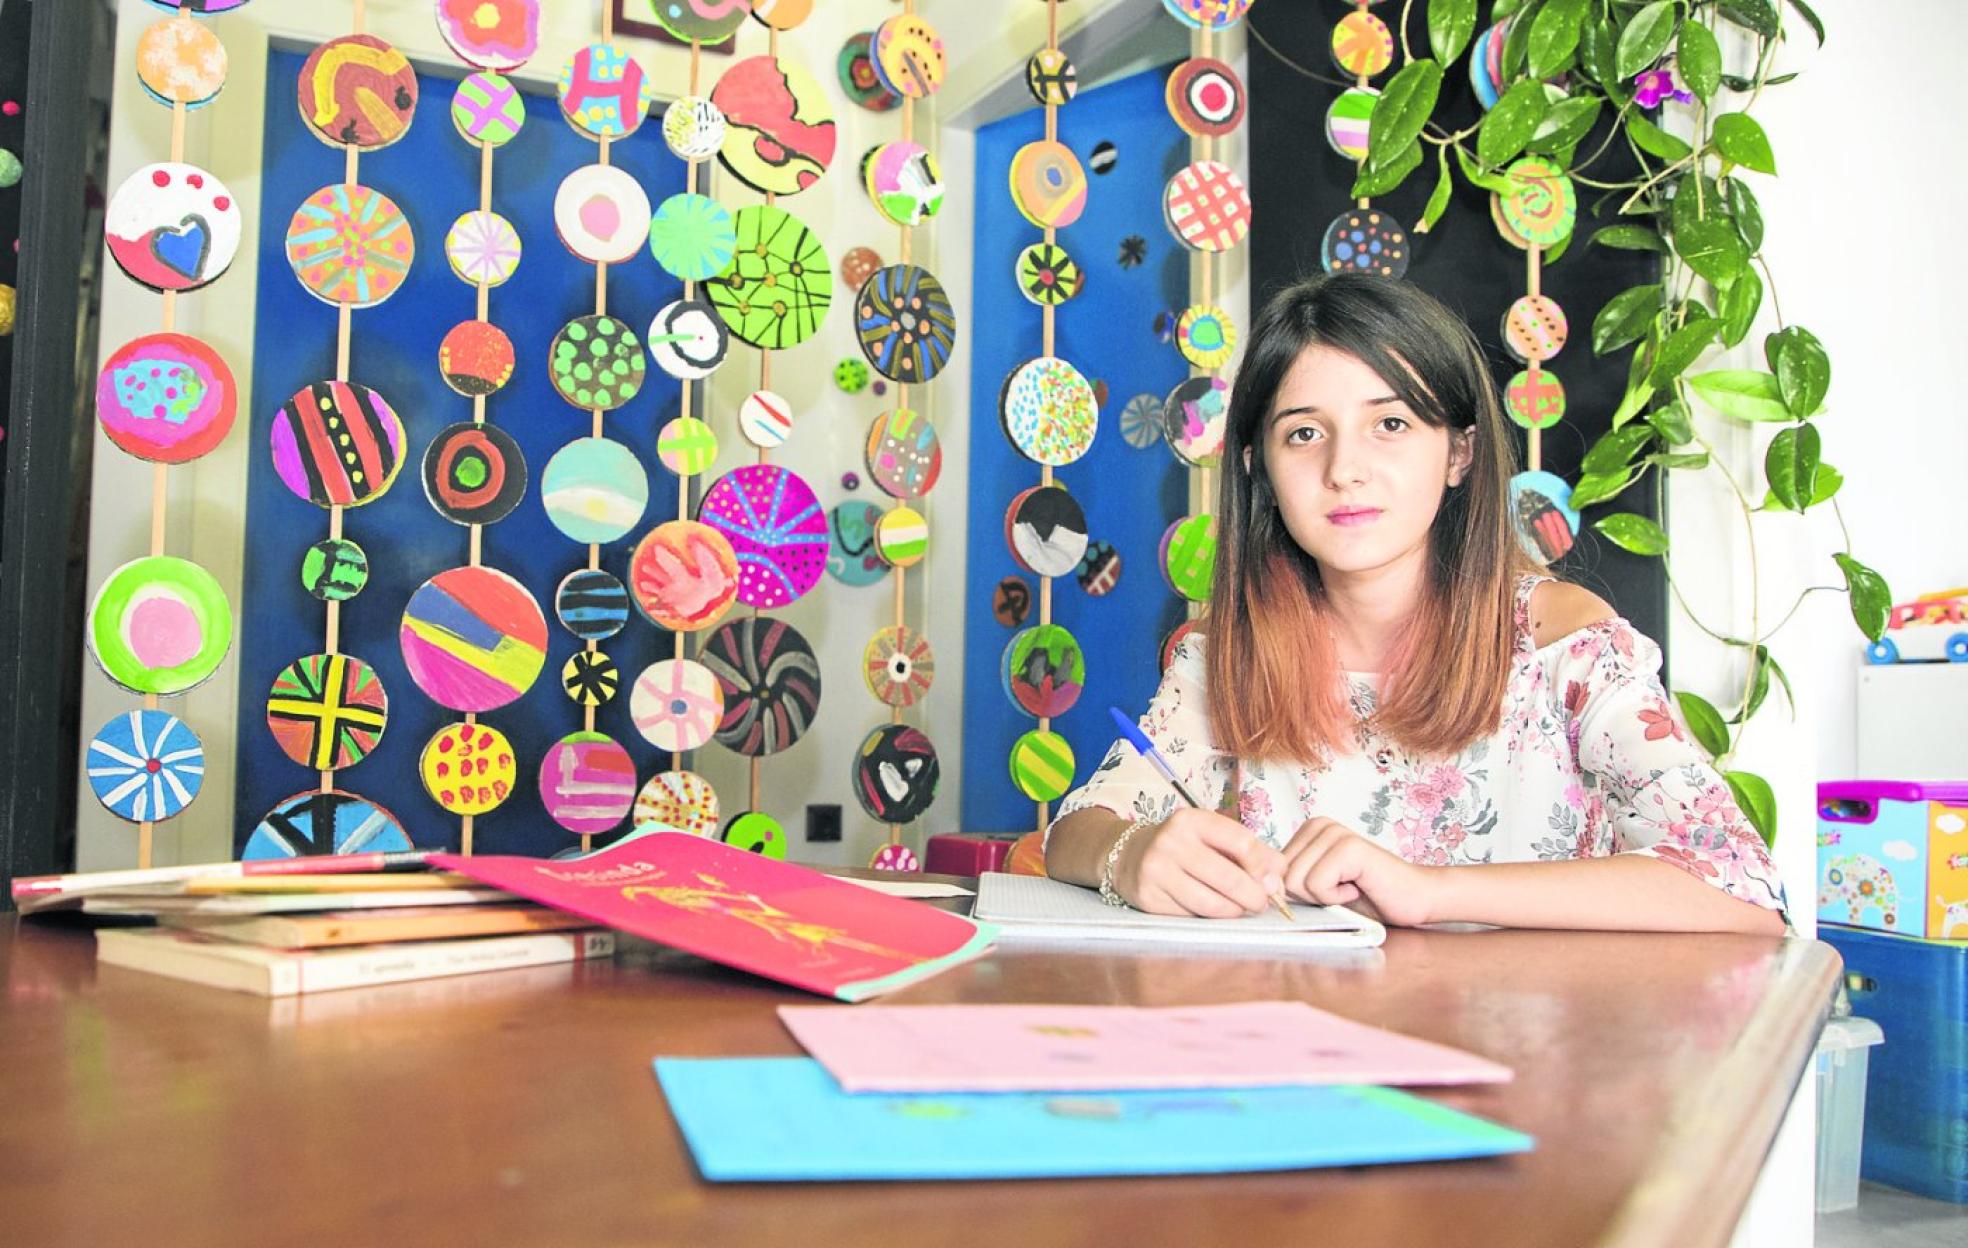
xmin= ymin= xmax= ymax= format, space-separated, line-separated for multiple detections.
xmin=1114 ymin=808 xmax=1287 ymax=918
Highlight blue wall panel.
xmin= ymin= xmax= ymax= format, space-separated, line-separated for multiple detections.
xmin=963 ymin=64 xmax=1192 ymax=834
xmin=238 ymin=50 xmax=685 ymax=856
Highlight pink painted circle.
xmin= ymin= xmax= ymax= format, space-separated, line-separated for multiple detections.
xmin=1163 ymin=161 xmax=1251 ymax=252
xmin=538 ymin=731 xmax=636 ymax=836
xmin=696 ymin=464 xmax=829 ymax=610
xmin=97 ymin=333 xmax=236 ymax=464
xmin=870 ymin=843 xmax=920 ymax=871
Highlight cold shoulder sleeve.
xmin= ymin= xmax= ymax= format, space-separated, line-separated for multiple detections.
xmin=1048 ymin=635 xmax=1235 ymax=849
xmin=1552 ymin=619 xmax=1787 ymax=913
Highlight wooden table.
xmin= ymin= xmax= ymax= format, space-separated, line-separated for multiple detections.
xmin=0 ymin=911 xmax=1837 ymax=1248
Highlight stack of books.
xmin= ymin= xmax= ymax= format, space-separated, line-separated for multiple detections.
xmin=13 ymin=855 xmax=615 ymax=997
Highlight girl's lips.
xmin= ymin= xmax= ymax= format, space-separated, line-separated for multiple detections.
xmin=1327 ymin=508 xmax=1382 ymax=527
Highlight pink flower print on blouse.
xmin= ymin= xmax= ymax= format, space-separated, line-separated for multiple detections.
xmin=1638 ymin=702 xmax=1683 ymax=743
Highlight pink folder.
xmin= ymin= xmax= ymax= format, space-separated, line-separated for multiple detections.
xmin=778 ymin=1000 xmax=1513 ymax=1092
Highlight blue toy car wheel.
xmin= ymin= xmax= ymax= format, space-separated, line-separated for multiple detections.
xmin=1866 ymin=638 xmax=1900 ymax=665
xmin=1948 ymin=634 xmax=1968 ymax=663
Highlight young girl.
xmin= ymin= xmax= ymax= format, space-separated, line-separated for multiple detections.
xmin=1046 ymin=274 xmax=1786 ymax=934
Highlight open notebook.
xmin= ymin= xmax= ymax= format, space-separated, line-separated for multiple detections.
xmin=972 ymin=873 xmax=1386 ymax=949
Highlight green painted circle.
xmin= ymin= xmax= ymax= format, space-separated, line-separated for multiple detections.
xmin=87 ymin=556 xmax=234 ymax=695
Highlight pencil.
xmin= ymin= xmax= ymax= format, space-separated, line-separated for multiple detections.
xmin=1107 ymin=706 xmax=1298 ymax=923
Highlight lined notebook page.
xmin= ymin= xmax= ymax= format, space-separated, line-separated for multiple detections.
xmin=973 ymin=874 xmax=1386 ymax=947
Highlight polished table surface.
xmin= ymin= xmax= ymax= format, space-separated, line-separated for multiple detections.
xmin=0 ymin=903 xmax=1837 ymax=1248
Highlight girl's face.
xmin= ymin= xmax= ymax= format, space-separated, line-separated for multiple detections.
xmin=1260 ymin=345 xmax=1473 ymax=581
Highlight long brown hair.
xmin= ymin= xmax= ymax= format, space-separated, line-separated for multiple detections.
xmin=1204 ymin=273 xmax=1537 ymax=764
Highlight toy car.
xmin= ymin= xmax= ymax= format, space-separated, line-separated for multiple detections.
xmin=1865 ymin=589 xmax=1968 ymax=664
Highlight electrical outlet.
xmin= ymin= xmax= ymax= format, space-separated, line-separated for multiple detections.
xmin=805 ymin=804 xmax=842 ymax=843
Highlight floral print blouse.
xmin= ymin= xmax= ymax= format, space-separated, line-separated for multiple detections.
xmin=1054 ymin=575 xmax=1786 ymax=913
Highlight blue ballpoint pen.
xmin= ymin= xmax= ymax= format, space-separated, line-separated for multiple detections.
xmin=1108 ymin=706 xmax=1297 ymax=922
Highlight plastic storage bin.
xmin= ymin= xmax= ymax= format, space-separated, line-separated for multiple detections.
xmin=1816 ymin=1016 xmax=1885 ymax=1214
xmin=1820 ymin=924 xmax=1968 ymax=1203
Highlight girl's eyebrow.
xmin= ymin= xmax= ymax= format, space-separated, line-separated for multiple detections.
xmin=1266 ymin=396 xmax=1404 ymax=429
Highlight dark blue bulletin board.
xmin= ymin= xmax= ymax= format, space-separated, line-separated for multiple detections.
xmin=238 ymin=49 xmax=686 ymax=856
xmin=963 ymin=64 xmax=1192 ymax=834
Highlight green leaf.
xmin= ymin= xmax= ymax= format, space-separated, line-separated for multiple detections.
xmin=1502 ymin=0 xmax=1546 ymax=79
xmin=1611 ymin=381 xmax=1655 ymax=429
xmin=1810 ymin=461 xmax=1844 ymax=506
xmin=1595 ymin=512 xmax=1670 ymax=555
xmin=1725 ymin=177 xmax=1765 ymax=252
xmin=1670 ymin=173 xmax=1728 ymax=237
xmin=1677 ymin=20 xmax=1722 ymax=102
xmin=1788 ymin=0 xmax=1826 ymax=46
xmin=1834 ymin=554 xmax=1892 ymax=643
xmin=1368 ymin=59 xmax=1445 ymax=173
xmin=1768 ymin=326 xmax=1831 ymax=418
xmin=1724 ymin=770 xmax=1778 ymax=847
xmin=1648 ymin=316 xmax=1720 ymax=389
xmin=1582 ymin=425 xmax=1657 ymax=475
xmin=1593 ymin=284 xmax=1662 ymax=355
xmin=1626 ymin=111 xmax=1693 ymax=162
xmin=1528 ymin=0 xmax=1590 ymax=79
xmin=1760 ymin=645 xmax=1796 ymax=718
xmin=1545 ymin=226 xmax=1573 ymax=266
xmin=1428 ymin=0 xmax=1480 ymax=63
xmin=1577 ymin=16 xmax=1618 ymax=84
xmin=1677 ymin=691 xmax=1732 ymax=758
xmin=1673 ymin=217 xmax=1749 ymax=288
xmin=1647 ymin=450 xmax=1710 ymax=470
xmin=1687 ymin=369 xmax=1791 ymax=422
xmin=1570 ymin=469 xmax=1640 ymax=510
xmin=1592 ymin=224 xmax=1669 ymax=253
xmin=1712 ymin=112 xmax=1778 ymax=175
xmin=1719 ymin=0 xmax=1780 ymax=40
xmin=1646 ymin=401 xmax=1694 ymax=445
xmin=1478 ymin=80 xmax=1552 ymax=169
xmin=1530 ymin=96 xmax=1603 ymax=155
xmin=1717 ymin=266 xmax=1763 ymax=347
xmin=1351 ymin=139 xmax=1425 ymax=197
xmin=1616 ymin=0 xmax=1677 ymax=80
xmin=1455 ymin=143 xmax=1516 ymax=193
xmin=1492 ymin=0 xmax=1529 ymax=17
xmin=1764 ymin=423 xmax=1821 ymax=512
xmin=1417 ymin=147 xmax=1454 ymax=235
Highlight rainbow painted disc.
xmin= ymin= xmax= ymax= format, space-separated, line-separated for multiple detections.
xmin=399 ymin=565 xmax=548 ymax=713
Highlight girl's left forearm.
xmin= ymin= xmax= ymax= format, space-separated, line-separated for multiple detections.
xmin=1421 ymin=854 xmax=1787 ymax=934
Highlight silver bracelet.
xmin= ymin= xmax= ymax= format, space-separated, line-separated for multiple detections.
xmin=1098 ymin=817 xmax=1153 ymax=909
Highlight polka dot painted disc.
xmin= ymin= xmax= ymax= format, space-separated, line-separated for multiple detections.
xmin=871 ymin=843 xmax=920 ymax=872
xmin=86 ymin=710 xmax=204 ymax=823
xmin=852 ymin=725 xmax=940 ymax=824
xmin=558 ymin=42 xmax=656 ymax=140
xmin=436 ymin=0 xmax=540 ymax=73
xmin=87 ymin=556 xmax=233 ymax=696
xmin=452 ymin=72 xmax=527 ymax=146
xmin=1120 ymin=393 xmax=1164 ymax=449
xmin=713 ymin=54 xmax=838 ymax=196
xmin=875 ymin=505 xmax=929 ymax=568
xmin=1160 ymin=514 xmax=1218 ymax=602
xmin=1321 ymin=208 xmax=1409 ymax=279
xmin=1503 ymin=295 xmax=1569 ymax=363
xmin=722 ymin=810 xmax=787 ymax=858
xmin=399 ymin=566 xmax=548 ymax=713
xmin=266 ymin=653 xmax=386 ymax=770
xmin=561 ymin=649 xmax=619 ymax=707
xmin=444 ymin=210 xmax=522 ymax=287
xmin=270 ymin=380 xmax=406 ymax=508
xmin=827 ymin=500 xmax=889 ymax=587
xmin=1163 ymin=161 xmax=1251 ymax=252
xmin=541 ymin=437 xmax=648 ymax=545
xmin=302 ymin=537 xmax=369 ymax=603
xmin=662 ymin=95 xmax=726 ymax=162
xmin=285 ymin=183 xmax=414 ymax=307
xmin=657 ymin=415 xmax=720 ymax=476
xmin=707 ymin=204 xmax=833 ymax=350
xmin=1166 ymin=57 xmax=1244 ymax=138
xmin=855 ymin=264 xmax=957 ymax=384
xmin=1004 ymin=484 xmax=1088 ymax=578
xmin=243 ymin=790 xmax=411 ymax=861
xmin=865 ymin=408 xmax=943 ymax=500
xmin=423 ymin=421 xmax=526 ymax=526
xmin=999 ymin=357 xmax=1098 ymax=467
xmin=863 ymin=624 xmax=934 ymax=708
xmin=648 ymin=193 xmax=737 ymax=282
xmin=549 ymin=315 xmax=645 ymax=411
xmin=701 ymin=616 xmax=823 ymax=757
xmin=105 ymin=162 xmax=242 ymax=294
xmin=629 ymin=520 xmax=741 ymax=633
xmin=1026 ymin=48 xmax=1077 ymax=107
xmin=554 ymin=163 xmax=653 ymax=265
xmin=1176 ymin=304 xmax=1237 ymax=370
xmin=835 ymin=358 xmax=871 ymax=393
xmin=635 ymin=771 xmax=721 ymax=838
xmin=872 ymin=14 xmax=946 ymax=99
xmin=1010 ymin=729 xmax=1075 ymax=803
xmin=420 ymin=721 xmax=516 ymax=817
xmin=539 ymin=731 xmax=636 ymax=836
xmin=630 ymin=659 xmax=725 ymax=753
xmin=96 ymin=332 xmax=236 ymax=464
xmin=1008 ymin=139 xmax=1088 ymax=230
xmin=1077 ymin=540 xmax=1123 ymax=596
xmin=647 ymin=300 xmax=729 ymax=382
xmin=1325 ymin=87 xmax=1377 ymax=160
xmin=1017 ymin=242 xmax=1084 ymax=306
xmin=297 ymin=34 xmax=418 ymax=150
xmin=697 ymin=464 xmax=829 ymax=610
xmin=1160 ymin=0 xmax=1253 ymax=30
xmin=739 ymin=390 xmax=795 ymax=449
xmin=1161 ymin=375 xmax=1230 ymax=467
xmin=839 ymin=245 xmax=882 ymax=289
xmin=1510 ymin=469 xmax=1580 ymax=565
xmin=555 ymin=568 xmax=630 ymax=641
xmin=1001 ymin=624 xmax=1086 ymax=719
xmin=1331 ymin=10 xmax=1395 ymax=76
xmin=1500 ymin=157 xmax=1578 ymax=247
xmin=1505 ymin=368 xmax=1567 ymax=430
xmin=439 ymin=320 xmax=516 ymax=397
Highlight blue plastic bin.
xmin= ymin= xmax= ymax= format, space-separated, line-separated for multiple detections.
xmin=1820 ymin=924 xmax=1968 ymax=1203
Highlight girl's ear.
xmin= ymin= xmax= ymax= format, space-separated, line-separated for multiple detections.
xmin=1447 ymin=427 xmax=1476 ymax=487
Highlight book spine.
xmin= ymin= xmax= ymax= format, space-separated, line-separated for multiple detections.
xmin=287 ymin=931 xmax=617 ymax=996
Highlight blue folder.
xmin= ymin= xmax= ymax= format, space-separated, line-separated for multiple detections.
xmin=653 ymin=1058 xmax=1534 ymax=1181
